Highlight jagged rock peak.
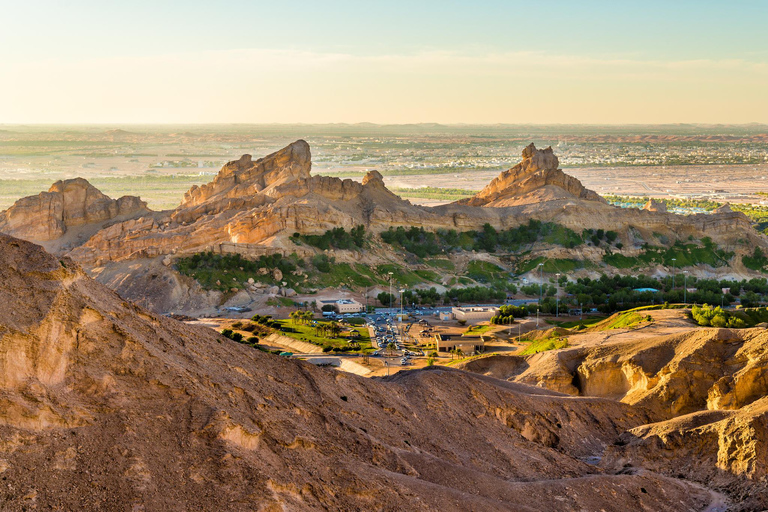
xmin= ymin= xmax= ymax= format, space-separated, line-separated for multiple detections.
xmin=714 ymin=203 xmax=734 ymax=214
xmin=456 ymin=143 xmax=604 ymax=207
xmin=0 ymin=178 xmax=147 ymax=242
xmin=362 ymin=170 xmax=385 ymax=187
xmin=179 ymin=140 xmax=311 ymax=209
xmin=643 ymin=199 xmax=668 ymax=213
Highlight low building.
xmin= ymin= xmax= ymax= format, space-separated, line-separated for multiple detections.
xmin=317 ymin=299 xmax=364 ymax=314
xmin=451 ymin=306 xmax=499 ymax=322
xmin=434 ymin=334 xmax=485 ymax=354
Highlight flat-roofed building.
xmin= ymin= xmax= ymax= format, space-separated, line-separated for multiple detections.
xmin=451 ymin=306 xmax=499 ymax=322
xmin=317 ymin=299 xmax=363 ymax=314
xmin=434 ymin=334 xmax=485 ymax=354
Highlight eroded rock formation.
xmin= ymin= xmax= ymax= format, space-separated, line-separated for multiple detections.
xmin=0 ymin=140 xmax=763 ymax=313
xmin=457 ymin=143 xmax=605 ymax=207
xmin=458 ymin=326 xmax=768 ymax=507
xmin=0 ymin=233 xmax=718 ymax=510
xmin=0 ymin=178 xmax=147 ymax=241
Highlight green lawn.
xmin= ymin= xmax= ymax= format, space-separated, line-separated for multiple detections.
xmin=592 ymin=311 xmax=649 ymax=330
xmin=274 ymin=319 xmax=373 ymax=352
xmin=426 ymin=258 xmax=456 ymax=271
xmin=314 ymin=262 xmax=384 ymax=288
xmin=463 ymin=324 xmax=492 ymax=336
xmin=376 ymin=264 xmax=428 ymax=287
xmin=547 ymin=315 xmax=604 ymax=329
xmin=520 ymin=337 xmax=568 ymax=355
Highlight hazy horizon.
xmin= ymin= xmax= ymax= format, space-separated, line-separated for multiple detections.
xmin=2 ymin=1 xmax=767 ymax=125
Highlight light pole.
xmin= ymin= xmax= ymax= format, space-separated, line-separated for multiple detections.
xmin=388 ymin=271 xmax=394 ymax=311
xmin=671 ymin=258 xmax=677 ymax=290
xmin=683 ymin=271 xmax=689 ymax=305
xmin=555 ymin=273 xmax=561 ymax=318
xmin=399 ymin=288 xmax=405 ymax=320
xmin=538 ymin=263 xmax=544 ymax=307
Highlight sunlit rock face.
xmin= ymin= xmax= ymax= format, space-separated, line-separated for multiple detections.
xmin=0 ymin=178 xmax=147 ymax=241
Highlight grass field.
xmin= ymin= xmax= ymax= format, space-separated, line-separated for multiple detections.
xmin=591 ymin=311 xmax=649 ymax=330
xmin=276 ymin=319 xmax=373 ymax=352
xmin=520 ymin=337 xmax=568 ymax=355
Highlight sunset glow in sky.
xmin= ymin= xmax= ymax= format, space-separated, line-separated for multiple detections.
xmin=1 ymin=0 xmax=766 ymax=124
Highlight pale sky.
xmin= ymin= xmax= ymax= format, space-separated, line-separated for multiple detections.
xmin=1 ymin=0 xmax=766 ymax=124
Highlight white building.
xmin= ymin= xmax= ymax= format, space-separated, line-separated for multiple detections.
xmin=317 ymin=299 xmax=364 ymax=314
xmin=451 ymin=306 xmax=500 ymax=322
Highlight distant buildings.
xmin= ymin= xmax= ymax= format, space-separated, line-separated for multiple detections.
xmin=434 ymin=333 xmax=485 ymax=354
xmin=317 ymin=298 xmax=363 ymax=314
xmin=451 ymin=306 xmax=499 ymax=322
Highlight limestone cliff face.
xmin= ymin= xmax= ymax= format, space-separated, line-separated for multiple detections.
xmin=178 ymin=140 xmax=311 ymax=210
xmin=0 ymin=178 xmax=147 ymax=241
xmin=457 ymin=143 xmax=606 ymax=207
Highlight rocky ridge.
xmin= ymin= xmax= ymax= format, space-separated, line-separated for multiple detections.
xmin=0 ymin=178 xmax=147 ymax=243
xmin=0 ymin=233 xmax=717 ymax=510
xmin=458 ymin=327 xmax=768 ymax=508
xmin=0 ymin=141 xmax=763 ymax=314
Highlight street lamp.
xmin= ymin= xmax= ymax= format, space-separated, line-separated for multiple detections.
xmin=671 ymin=258 xmax=677 ymax=289
xmin=388 ymin=271 xmax=394 ymax=311
xmin=399 ymin=288 xmax=405 ymax=320
xmin=683 ymin=270 xmax=689 ymax=305
xmin=538 ymin=263 xmax=544 ymax=306
xmin=555 ymin=273 xmax=561 ymax=318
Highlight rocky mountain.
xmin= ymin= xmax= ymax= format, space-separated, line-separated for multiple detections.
xmin=0 ymin=178 xmax=147 ymax=251
xmin=0 ymin=141 xmax=763 ymax=313
xmin=2 ymin=141 xmax=759 ymax=263
xmin=0 ymin=233 xmax=719 ymax=510
xmin=457 ymin=143 xmax=605 ymax=207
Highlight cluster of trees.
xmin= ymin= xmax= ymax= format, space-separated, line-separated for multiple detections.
xmin=743 ymin=247 xmax=768 ymax=272
xmin=380 ymin=220 xmax=584 ymax=257
xmin=314 ymin=321 xmax=342 ymax=338
xmin=289 ymin=310 xmax=314 ymax=324
xmin=490 ymin=305 xmax=529 ymax=324
xmin=377 ymin=292 xmax=395 ymax=306
xmin=379 ymin=286 xmax=507 ymax=308
xmin=292 ymin=226 xmax=366 ymax=251
xmin=553 ymin=274 xmax=768 ymax=314
xmin=311 ymin=254 xmax=335 ymax=273
xmin=178 ymin=252 xmax=297 ymax=277
xmin=691 ymin=305 xmax=746 ymax=328
xmin=251 ymin=314 xmax=282 ymax=329
xmin=521 ymin=283 xmax=556 ymax=297
xmin=582 ymin=228 xmax=620 ymax=248
xmin=443 ymin=286 xmax=506 ymax=304
xmin=220 ymin=328 xmax=259 ymax=345
xmin=691 ymin=305 xmax=768 ymax=328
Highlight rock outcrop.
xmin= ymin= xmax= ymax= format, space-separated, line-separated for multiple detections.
xmin=457 ymin=143 xmax=606 ymax=207
xmin=0 ymin=178 xmax=147 ymax=241
xmin=643 ymin=199 xmax=667 ymax=213
xmin=0 ymin=140 xmax=764 ymax=313
xmin=0 ymin=233 xmax=718 ymax=511
xmin=458 ymin=326 xmax=768 ymax=506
